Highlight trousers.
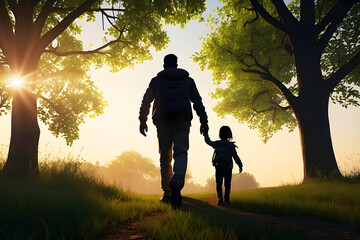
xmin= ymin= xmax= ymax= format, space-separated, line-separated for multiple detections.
xmin=156 ymin=120 xmax=190 ymax=196
xmin=215 ymin=168 xmax=232 ymax=200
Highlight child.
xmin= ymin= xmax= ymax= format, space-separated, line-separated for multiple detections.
xmin=203 ymin=126 xmax=243 ymax=205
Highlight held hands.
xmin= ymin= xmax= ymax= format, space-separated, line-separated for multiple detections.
xmin=200 ymin=122 xmax=209 ymax=135
xmin=140 ymin=122 xmax=148 ymax=137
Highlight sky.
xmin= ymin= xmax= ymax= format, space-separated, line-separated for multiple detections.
xmin=0 ymin=1 xmax=359 ymax=188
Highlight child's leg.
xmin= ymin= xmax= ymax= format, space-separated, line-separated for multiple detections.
xmin=215 ymin=168 xmax=224 ymax=199
xmin=224 ymin=169 xmax=232 ymax=202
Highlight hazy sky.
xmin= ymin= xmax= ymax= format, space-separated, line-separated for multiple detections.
xmin=0 ymin=1 xmax=359 ymax=187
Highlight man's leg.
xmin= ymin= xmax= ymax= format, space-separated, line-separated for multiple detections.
xmin=157 ymin=123 xmax=173 ymax=198
xmin=224 ymin=169 xmax=232 ymax=202
xmin=171 ymin=121 xmax=190 ymax=189
xmin=169 ymin=121 xmax=190 ymax=209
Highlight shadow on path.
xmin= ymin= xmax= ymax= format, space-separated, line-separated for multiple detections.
xmin=182 ymin=197 xmax=360 ymax=240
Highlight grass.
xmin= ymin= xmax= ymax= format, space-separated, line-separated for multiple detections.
xmin=1 ymin=155 xmax=359 ymax=239
xmin=226 ymin=175 xmax=360 ymax=228
xmin=0 ymin=160 xmax=168 ymax=240
xmin=142 ymin=198 xmax=312 ymax=240
xmin=142 ymin=210 xmax=239 ymax=240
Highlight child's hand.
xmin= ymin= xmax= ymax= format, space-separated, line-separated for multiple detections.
xmin=239 ymin=166 xmax=243 ymax=173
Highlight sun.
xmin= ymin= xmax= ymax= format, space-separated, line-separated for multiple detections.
xmin=8 ymin=76 xmax=25 ymax=88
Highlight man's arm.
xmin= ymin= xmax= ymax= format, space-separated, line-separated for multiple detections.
xmin=188 ymin=78 xmax=208 ymax=134
xmin=188 ymin=78 xmax=208 ymax=124
xmin=139 ymin=79 xmax=155 ymax=136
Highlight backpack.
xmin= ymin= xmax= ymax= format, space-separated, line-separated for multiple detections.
xmin=161 ymin=77 xmax=191 ymax=120
xmin=212 ymin=141 xmax=233 ymax=169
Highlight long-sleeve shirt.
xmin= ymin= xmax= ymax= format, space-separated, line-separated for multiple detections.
xmin=204 ymin=133 xmax=242 ymax=169
xmin=139 ymin=68 xmax=208 ymax=124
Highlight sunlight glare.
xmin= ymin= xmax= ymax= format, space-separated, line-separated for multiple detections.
xmin=8 ymin=76 xmax=25 ymax=88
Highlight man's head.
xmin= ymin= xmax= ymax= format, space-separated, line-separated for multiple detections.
xmin=163 ymin=54 xmax=178 ymax=68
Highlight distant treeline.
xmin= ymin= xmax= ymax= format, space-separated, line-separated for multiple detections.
xmin=80 ymin=151 xmax=259 ymax=194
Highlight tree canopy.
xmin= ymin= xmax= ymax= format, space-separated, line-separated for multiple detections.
xmin=194 ymin=0 xmax=360 ymax=142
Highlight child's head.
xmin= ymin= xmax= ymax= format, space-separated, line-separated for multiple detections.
xmin=219 ymin=126 xmax=232 ymax=141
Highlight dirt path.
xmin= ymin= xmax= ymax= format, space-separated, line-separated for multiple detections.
xmin=94 ymin=212 xmax=166 ymax=240
xmin=96 ymin=197 xmax=360 ymax=239
xmin=183 ymin=196 xmax=360 ymax=240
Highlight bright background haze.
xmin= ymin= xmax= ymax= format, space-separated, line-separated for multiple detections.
xmin=0 ymin=1 xmax=359 ymax=187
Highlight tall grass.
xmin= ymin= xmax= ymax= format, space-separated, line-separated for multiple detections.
xmin=229 ymin=174 xmax=360 ymax=227
xmin=142 ymin=201 xmax=312 ymax=240
xmin=0 ymin=160 xmax=167 ymax=240
xmin=143 ymin=210 xmax=238 ymax=240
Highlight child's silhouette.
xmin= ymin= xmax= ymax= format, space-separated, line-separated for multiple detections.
xmin=203 ymin=126 xmax=243 ymax=205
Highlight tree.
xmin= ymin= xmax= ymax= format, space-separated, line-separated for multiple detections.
xmin=0 ymin=0 xmax=205 ymax=177
xmin=105 ymin=151 xmax=161 ymax=193
xmin=194 ymin=0 xmax=360 ymax=181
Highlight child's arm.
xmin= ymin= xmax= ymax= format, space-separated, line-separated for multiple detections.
xmin=232 ymin=147 xmax=243 ymax=173
xmin=203 ymin=132 xmax=217 ymax=148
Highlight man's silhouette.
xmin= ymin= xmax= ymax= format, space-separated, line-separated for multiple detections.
xmin=139 ymin=54 xmax=208 ymax=209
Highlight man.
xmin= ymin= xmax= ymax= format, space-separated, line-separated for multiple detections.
xmin=139 ymin=54 xmax=208 ymax=209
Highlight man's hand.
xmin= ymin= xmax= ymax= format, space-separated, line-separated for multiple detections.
xmin=140 ymin=122 xmax=148 ymax=137
xmin=239 ymin=166 xmax=243 ymax=173
xmin=200 ymin=122 xmax=209 ymax=135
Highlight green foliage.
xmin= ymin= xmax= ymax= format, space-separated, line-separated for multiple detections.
xmin=194 ymin=0 xmax=360 ymax=142
xmin=229 ymin=178 xmax=360 ymax=227
xmin=322 ymin=3 xmax=360 ymax=108
xmin=0 ymin=0 xmax=206 ymax=145
xmin=0 ymin=160 xmax=167 ymax=239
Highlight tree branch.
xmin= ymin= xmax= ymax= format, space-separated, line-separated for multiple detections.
xmin=242 ymin=67 xmax=296 ymax=107
xmin=37 ymin=93 xmax=64 ymax=114
xmin=0 ymin=0 xmax=15 ymax=51
xmin=314 ymin=0 xmax=356 ymax=36
xmin=43 ymin=29 xmax=132 ymax=57
xmin=271 ymin=0 xmax=299 ymax=26
xmin=327 ymin=51 xmax=360 ymax=92
xmin=317 ymin=1 xmax=357 ymax=53
xmin=39 ymin=0 xmax=98 ymax=51
xmin=252 ymin=89 xmax=269 ymax=105
xmin=300 ymin=0 xmax=314 ymax=27
xmin=49 ymin=6 xmax=125 ymax=13
xmin=269 ymin=98 xmax=291 ymax=110
xmin=249 ymin=0 xmax=289 ymax=33
xmin=243 ymin=9 xmax=259 ymax=27
xmin=252 ymin=106 xmax=276 ymax=114
xmin=34 ymin=0 xmax=57 ymax=38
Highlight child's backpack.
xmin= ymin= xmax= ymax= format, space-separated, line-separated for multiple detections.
xmin=212 ymin=141 xmax=233 ymax=169
xmin=161 ymin=77 xmax=191 ymax=120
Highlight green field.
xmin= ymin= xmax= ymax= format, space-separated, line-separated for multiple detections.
xmin=229 ymin=179 xmax=360 ymax=227
xmin=0 ymin=160 xmax=168 ymax=239
xmin=1 ymin=160 xmax=359 ymax=239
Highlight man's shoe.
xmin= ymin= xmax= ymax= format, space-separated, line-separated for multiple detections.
xmin=217 ymin=197 xmax=223 ymax=206
xmin=169 ymin=182 xmax=182 ymax=210
xmin=160 ymin=195 xmax=170 ymax=203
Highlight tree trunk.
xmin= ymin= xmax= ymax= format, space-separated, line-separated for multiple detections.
xmin=5 ymin=88 xmax=40 ymax=177
xmin=289 ymin=35 xmax=341 ymax=182
xmin=295 ymin=92 xmax=341 ymax=182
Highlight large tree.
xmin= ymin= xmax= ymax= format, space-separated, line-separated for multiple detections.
xmin=195 ymin=0 xmax=360 ymax=181
xmin=0 ymin=0 xmax=205 ymax=177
